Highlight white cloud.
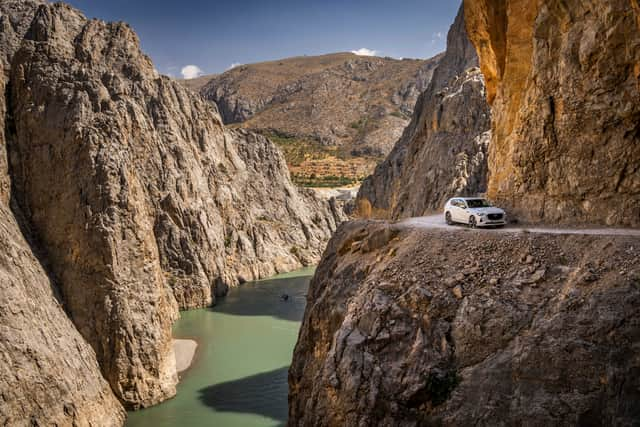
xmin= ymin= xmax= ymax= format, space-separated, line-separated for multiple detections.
xmin=431 ymin=32 xmax=445 ymax=45
xmin=181 ymin=65 xmax=204 ymax=80
xmin=351 ymin=48 xmax=378 ymax=57
xmin=227 ymin=62 xmax=243 ymax=70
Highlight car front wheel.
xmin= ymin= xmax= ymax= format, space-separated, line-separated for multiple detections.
xmin=445 ymin=211 xmax=453 ymax=225
xmin=469 ymin=216 xmax=477 ymax=229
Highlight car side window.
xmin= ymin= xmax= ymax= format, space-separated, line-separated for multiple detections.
xmin=459 ymin=200 xmax=467 ymax=209
xmin=451 ymin=200 xmax=459 ymax=208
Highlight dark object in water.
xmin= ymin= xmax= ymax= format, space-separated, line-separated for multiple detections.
xmin=281 ymin=294 xmax=289 ymax=302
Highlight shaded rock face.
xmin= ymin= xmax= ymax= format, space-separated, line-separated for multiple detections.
xmin=0 ymin=1 xmax=125 ymax=424
xmin=0 ymin=204 xmax=126 ymax=426
xmin=357 ymin=6 xmax=491 ymax=219
xmin=0 ymin=0 xmax=45 ymax=203
xmin=199 ymin=53 xmax=443 ymax=158
xmin=289 ymin=221 xmax=640 ymax=426
xmin=3 ymin=0 xmax=344 ymax=413
xmin=464 ymin=0 xmax=640 ymax=226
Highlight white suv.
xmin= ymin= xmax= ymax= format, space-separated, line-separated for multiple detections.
xmin=444 ymin=197 xmax=506 ymax=228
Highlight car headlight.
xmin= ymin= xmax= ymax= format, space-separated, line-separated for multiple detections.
xmin=477 ymin=213 xmax=486 ymax=216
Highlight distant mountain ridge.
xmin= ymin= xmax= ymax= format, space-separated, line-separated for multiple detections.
xmin=179 ymin=52 xmax=443 ymax=186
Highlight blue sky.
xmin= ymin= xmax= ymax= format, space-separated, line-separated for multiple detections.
xmin=64 ymin=0 xmax=460 ymax=78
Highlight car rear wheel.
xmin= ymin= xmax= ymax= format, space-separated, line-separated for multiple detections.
xmin=445 ymin=212 xmax=453 ymax=225
xmin=469 ymin=216 xmax=477 ymax=229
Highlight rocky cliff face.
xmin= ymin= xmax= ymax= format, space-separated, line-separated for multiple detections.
xmin=199 ymin=53 xmax=442 ymax=158
xmin=289 ymin=221 xmax=640 ymax=426
xmin=1 ymin=0 xmax=344 ymax=417
xmin=0 ymin=1 xmax=125 ymax=424
xmin=464 ymin=0 xmax=640 ymax=226
xmin=357 ymin=6 xmax=491 ymax=219
xmin=0 ymin=203 xmax=126 ymax=426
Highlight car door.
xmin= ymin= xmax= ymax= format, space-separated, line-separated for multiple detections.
xmin=451 ymin=199 xmax=463 ymax=222
xmin=455 ymin=199 xmax=469 ymax=223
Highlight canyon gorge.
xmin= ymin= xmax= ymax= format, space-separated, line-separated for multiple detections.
xmin=1 ymin=0 xmax=343 ymax=423
xmin=0 ymin=0 xmax=638 ymax=426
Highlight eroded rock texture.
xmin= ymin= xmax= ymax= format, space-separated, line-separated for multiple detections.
xmin=356 ymin=6 xmax=491 ymax=219
xmin=0 ymin=0 xmax=43 ymax=203
xmin=289 ymin=221 xmax=640 ymax=426
xmin=0 ymin=204 xmax=126 ymax=426
xmin=464 ymin=0 xmax=640 ymax=226
xmin=0 ymin=1 xmax=125 ymax=424
xmin=2 ymin=0 xmax=344 ymax=413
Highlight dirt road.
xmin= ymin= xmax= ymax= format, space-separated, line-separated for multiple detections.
xmin=401 ymin=214 xmax=640 ymax=237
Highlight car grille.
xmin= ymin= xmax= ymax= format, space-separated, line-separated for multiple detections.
xmin=488 ymin=213 xmax=503 ymax=221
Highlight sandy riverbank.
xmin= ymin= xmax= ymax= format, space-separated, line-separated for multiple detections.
xmin=173 ymin=339 xmax=198 ymax=373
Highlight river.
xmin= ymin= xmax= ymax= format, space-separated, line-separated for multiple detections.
xmin=126 ymin=267 xmax=314 ymax=427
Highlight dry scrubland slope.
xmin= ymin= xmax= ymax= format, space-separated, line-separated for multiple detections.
xmin=188 ymin=53 xmax=442 ymax=185
xmin=1 ymin=1 xmax=344 ymax=424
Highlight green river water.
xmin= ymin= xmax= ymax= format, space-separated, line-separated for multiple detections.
xmin=126 ymin=267 xmax=315 ymax=427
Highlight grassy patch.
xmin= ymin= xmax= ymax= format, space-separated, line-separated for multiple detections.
xmin=350 ymin=117 xmax=368 ymax=132
xmin=260 ymin=131 xmax=341 ymax=166
xmin=291 ymin=173 xmax=361 ymax=188
xmin=390 ymin=110 xmax=409 ymax=120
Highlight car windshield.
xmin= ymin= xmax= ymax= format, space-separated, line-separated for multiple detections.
xmin=466 ymin=199 xmax=491 ymax=208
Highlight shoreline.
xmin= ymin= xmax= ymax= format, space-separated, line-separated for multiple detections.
xmin=173 ymin=339 xmax=198 ymax=374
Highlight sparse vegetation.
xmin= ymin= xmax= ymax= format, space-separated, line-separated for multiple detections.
xmin=290 ymin=246 xmax=301 ymax=258
xmin=292 ymin=173 xmax=360 ymax=188
xmin=259 ymin=130 xmax=379 ymax=188
xmin=390 ymin=110 xmax=409 ymax=119
xmin=260 ymin=132 xmax=340 ymax=166
xmin=424 ymin=370 xmax=460 ymax=406
xmin=350 ymin=117 xmax=368 ymax=132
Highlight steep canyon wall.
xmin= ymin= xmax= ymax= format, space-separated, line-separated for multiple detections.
xmin=465 ymin=0 xmax=640 ymax=225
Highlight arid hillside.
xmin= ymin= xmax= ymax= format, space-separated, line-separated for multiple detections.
xmin=179 ymin=74 xmax=216 ymax=92
xmin=187 ymin=53 xmax=442 ymax=185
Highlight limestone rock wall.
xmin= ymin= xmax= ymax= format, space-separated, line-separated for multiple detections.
xmin=0 ymin=1 xmax=125 ymax=424
xmin=356 ymin=6 xmax=491 ymax=219
xmin=464 ymin=0 xmax=640 ymax=226
xmin=0 ymin=204 xmax=126 ymax=426
xmin=289 ymin=221 xmax=640 ymax=426
xmin=0 ymin=0 xmax=45 ymax=203
xmin=2 ymin=0 xmax=344 ymax=413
